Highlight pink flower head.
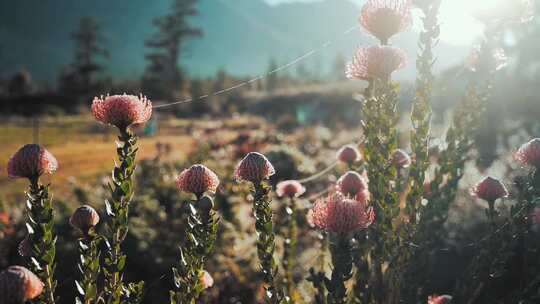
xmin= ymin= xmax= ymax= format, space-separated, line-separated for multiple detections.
xmin=346 ymin=46 xmax=407 ymax=81
xmin=234 ymin=152 xmax=275 ymax=183
xmin=7 ymin=144 xmax=58 ymax=181
xmin=470 ymin=176 xmax=509 ymax=202
xmin=337 ymin=144 xmax=362 ymax=165
xmin=176 ymin=164 xmax=220 ymax=197
xmin=91 ymin=94 xmax=152 ymax=130
xmin=392 ymin=149 xmax=412 ymax=168
xmin=466 ymin=47 xmax=508 ymax=73
xmin=308 ymin=194 xmax=375 ymax=234
xmin=359 ymin=0 xmax=412 ymax=43
xmin=69 ymin=205 xmax=100 ymax=233
xmin=336 ymin=171 xmax=369 ymax=197
xmin=0 ymin=266 xmax=43 ymax=302
xmin=355 ymin=189 xmax=372 ymax=204
xmin=199 ymin=270 xmax=214 ymax=289
xmin=428 ymin=294 xmax=453 ymax=304
xmin=276 ymin=180 xmax=306 ymax=198
xmin=516 ymin=138 xmax=540 ymax=168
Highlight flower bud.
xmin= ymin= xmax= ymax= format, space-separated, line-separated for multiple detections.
xmin=234 ymin=152 xmax=275 ymax=183
xmin=7 ymin=144 xmax=58 ymax=181
xmin=336 ymin=171 xmax=369 ymax=197
xmin=276 ymin=180 xmax=306 ymax=198
xmin=470 ymin=176 xmax=509 ymax=202
xmin=516 ymin=138 xmax=540 ymax=168
xmin=392 ymin=149 xmax=411 ymax=168
xmin=69 ymin=205 xmax=100 ymax=233
xmin=0 ymin=266 xmax=43 ymax=302
xmin=176 ymin=164 xmax=220 ymax=197
xmin=336 ymin=144 xmax=362 ymax=165
xmin=428 ymin=294 xmax=453 ymax=304
xmin=199 ymin=270 xmax=214 ymax=289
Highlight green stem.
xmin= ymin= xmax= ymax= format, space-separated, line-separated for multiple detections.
xmin=253 ymin=181 xmax=283 ymax=304
xmin=77 ymin=233 xmax=101 ymax=304
xmin=283 ymin=197 xmax=298 ymax=299
xmin=26 ymin=179 xmax=57 ymax=304
xmin=103 ymin=128 xmax=137 ymax=303
xmin=327 ymin=234 xmax=353 ymax=304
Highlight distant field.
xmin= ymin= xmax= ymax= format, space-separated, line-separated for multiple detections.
xmin=0 ymin=115 xmax=197 ymax=199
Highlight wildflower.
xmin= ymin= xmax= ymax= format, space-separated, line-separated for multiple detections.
xmin=69 ymin=205 xmax=100 ymax=234
xmin=91 ymin=94 xmax=152 ymax=130
xmin=516 ymin=138 xmax=540 ymax=168
xmin=199 ymin=270 xmax=214 ymax=289
xmin=346 ymin=46 xmax=407 ymax=81
xmin=0 ymin=266 xmax=43 ymax=303
xmin=308 ymin=194 xmax=374 ymax=234
xmin=428 ymin=294 xmax=453 ymax=304
xmin=176 ymin=164 xmax=220 ymax=197
xmin=359 ymin=0 xmax=412 ymax=43
xmin=276 ymin=180 xmax=306 ymax=198
xmin=336 ymin=171 xmax=369 ymax=197
xmin=336 ymin=144 xmax=362 ymax=165
xmin=392 ymin=149 xmax=412 ymax=168
xmin=234 ymin=152 xmax=276 ymax=183
xmin=470 ymin=176 xmax=509 ymax=202
xmin=7 ymin=144 xmax=58 ymax=181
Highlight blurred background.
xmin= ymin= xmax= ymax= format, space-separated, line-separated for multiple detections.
xmin=0 ymin=0 xmax=539 ymax=303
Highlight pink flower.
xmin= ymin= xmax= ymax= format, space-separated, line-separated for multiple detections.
xmin=392 ymin=149 xmax=412 ymax=168
xmin=355 ymin=189 xmax=371 ymax=204
xmin=176 ymin=164 xmax=220 ymax=197
xmin=466 ymin=47 xmax=508 ymax=72
xmin=346 ymin=46 xmax=407 ymax=81
xmin=69 ymin=205 xmax=100 ymax=233
xmin=199 ymin=270 xmax=214 ymax=289
xmin=337 ymin=144 xmax=362 ymax=165
xmin=470 ymin=176 xmax=509 ymax=202
xmin=428 ymin=294 xmax=453 ymax=304
xmin=336 ymin=171 xmax=369 ymax=197
xmin=91 ymin=94 xmax=152 ymax=130
xmin=359 ymin=0 xmax=412 ymax=43
xmin=7 ymin=144 xmax=58 ymax=180
xmin=308 ymin=194 xmax=375 ymax=234
xmin=516 ymin=138 xmax=540 ymax=168
xmin=234 ymin=152 xmax=275 ymax=183
xmin=0 ymin=266 xmax=43 ymax=302
xmin=276 ymin=180 xmax=306 ymax=198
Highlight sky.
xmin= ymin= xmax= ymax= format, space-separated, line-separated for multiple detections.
xmin=264 ymin=0 xmax=489 ymax=46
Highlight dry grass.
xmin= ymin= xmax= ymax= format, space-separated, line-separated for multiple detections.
xmin=0 ymin=116 xmax=196 ymax=199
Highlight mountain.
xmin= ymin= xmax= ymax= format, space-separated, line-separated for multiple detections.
xmin=0 ymin=0 xmax=468 ymax=83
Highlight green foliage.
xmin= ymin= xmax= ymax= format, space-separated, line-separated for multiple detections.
xmin=102 ymin=128 xmax=140 ymax=304
xmin=25 ymin=181 xmax=58 ymax=304
xmin=169 ymin=199 xmax=219 ymax=303
xmin=252 ymin=181 xmax=285 ymax=304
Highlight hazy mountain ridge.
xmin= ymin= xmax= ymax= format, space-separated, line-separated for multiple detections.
xmin=0 ymin=0 xmax=467 ymax=83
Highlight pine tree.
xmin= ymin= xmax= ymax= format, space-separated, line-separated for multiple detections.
xmin=143 ymin=0 xmax=202 ymax=100
xmin=64 ymin=17 xmax=108 ymax=96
